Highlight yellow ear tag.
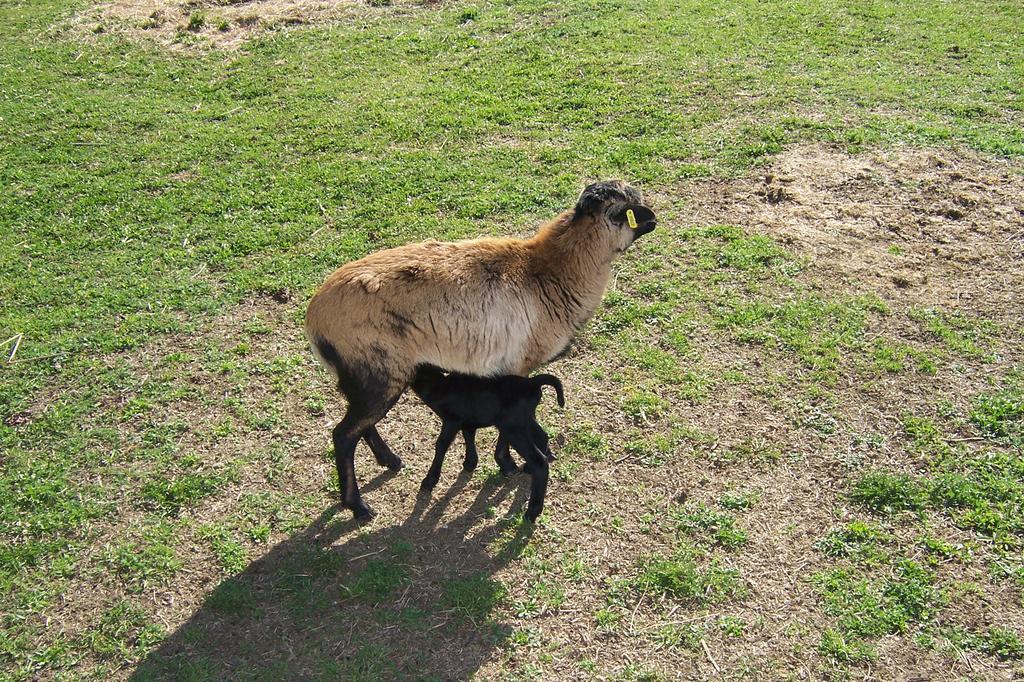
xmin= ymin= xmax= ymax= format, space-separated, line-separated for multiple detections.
xmin=626 ymin=209 xmax=638 ymax=229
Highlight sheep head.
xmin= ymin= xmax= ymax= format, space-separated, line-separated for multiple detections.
xmin=571 ymin=180 xmax=657 ymax=256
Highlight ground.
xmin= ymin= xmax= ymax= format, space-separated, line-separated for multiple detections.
xmin=1 ymin=0 xmax=1023 ymax=680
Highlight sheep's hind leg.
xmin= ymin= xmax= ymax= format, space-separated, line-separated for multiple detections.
xmin=332 ymin=390 xmax=402 ymax=520
xmin=363 ymin=426 xmax=403 ymax=471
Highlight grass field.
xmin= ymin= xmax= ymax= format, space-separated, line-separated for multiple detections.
xmin=2 ymin=0 xmax=1023 ymax=679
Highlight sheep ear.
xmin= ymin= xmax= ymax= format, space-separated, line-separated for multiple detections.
xmin=611 ymin=204 xmax=656 ymax=229
xmin=573 ymin=185 xmax=610 ymax=217
xmin=574 ymin=180 xmax=640 ymax=218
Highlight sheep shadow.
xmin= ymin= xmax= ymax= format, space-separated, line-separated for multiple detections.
xmin=132 ymin=471 xmax=533 ymax=681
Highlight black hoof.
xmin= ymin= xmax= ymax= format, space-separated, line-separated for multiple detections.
xmin=497 ymin=461 xmax=519 ymax=477
xmin=349 ymin=502 xmax=375 ymax=521
xmin=418 ymin=478 xmax=437 ymax=496
xmin=462 ymin=458 xmax=478 ymax=472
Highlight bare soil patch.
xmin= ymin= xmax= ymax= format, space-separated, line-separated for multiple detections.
xmin=75 ymin=0 xmax=419 ymax=48
xmin=686 ymin=144 xmax=1024 ymax=320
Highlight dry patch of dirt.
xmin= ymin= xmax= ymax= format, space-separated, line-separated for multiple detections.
xmin=686 ymin=144 xmax=1024 ymax=320
xmin=75 ymin=0 xmax=420 ymax=48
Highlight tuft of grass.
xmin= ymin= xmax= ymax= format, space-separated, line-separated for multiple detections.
xmin=707 ymin=438 xmax=781 ymax=467
xmin=196 ymin=524 xmax=248 ymax=573
xmin=917 ymin=535 xmax=971 ymax=565
xmin=944 ymin=625 xmax=1024 ymax=660
xmin=83 ymin=601 xmax=164 ymax=662
xmin=815 ymin=521 xmax=891 ymax=564
xmin=718 ymin=615 xmax=746 ymax=637
xmin=718 ymin=490 xmax=759 ymax=511
xmin=351 ymin=558 xmax=411 ymax=602
xmin=512 ymin=577 xmax=565 ymax=619
xmin=819 ymin=628 xmax=877 ymax=664
xmin=970 ymin=384 xmax=1023 ymax=443
xmin=141 ymin=460 xmax=227 ymax=516
xmin=717 ymin=232 xmax=792 ymax=272
xmin=186 ymin=12 xmax=206 ymax=31
xmin=969 ymin=627 xmax=1024 ymax=660
xmin=908 ymin=307 xmax=995 ymax=359
xmin=622 ymin=389 xmax=669 ymax=421
xmin=633 ymin=551 xmax=743 ymax=604
xmin=849 ymin=470 xmax=928 ymax=514
xmin=563 ymin=424 xmax=609 ymax=461
xmin=902 ymin=414 xmax=947 ymax=453
xmin=594 ymin=606 xmax=622 ymax=632
xmin=671 ymin=503 xmax=748 ymax=548
xmin=654 ymin=623 xmax=704 ymax=650
xmin=100 ymin=523 xmax=182 ymax=592
xmin=441 ymin=573 xmax=506 ymax=623
xmin=206 ymin=577 xmax=258 ymax=616
xmin=622 ymin=432 xmax=678 ymax=467
xmin=871 ymin=340 xmax=937 ymax=375
xmin=812 ymin=559 xmax=945 ymax=641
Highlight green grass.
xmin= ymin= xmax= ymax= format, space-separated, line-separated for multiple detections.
xmin=141 ymin=470 xmax=224 ymax=516
xmin=813 ymin=559 xmax=945 ymax=648
xmin=970 ymin=378 xmax=1024 ymax=444
xmin=848 ymin=383 xmax=1024 ymax=552
xmin=908 ymin=307 xmax=997 ymax=360
xmin=633 ymin=551 xmax=743 ymax=604
xmin=817 ymin=378 xmax=1024 ymax=668
xmin=441 ymin=573 xmax=507 ymax=623
xmin=654 ymin=623 xmax=705 ymax=650
xmin=850 ymin=470 xmax=928 ymax=514
xmin=815 ymin=521 xmax=891 ymax=565
xmin=206 ymin=578 xmax=259 ymax=617
xmin=3 ymin=0 xmax=1023 ymax=415
xmin=83 ymin=601 xmax=165 ymax=663
xmin=100 ymin=522 xmax=183 ymax=592
xmin=671 ymin=502 xmax=749 ymax=549
xmin=714 ymin=293 xmax=888 ymax=380
xmin=945 ymin=625 xmax=1024 ymax=660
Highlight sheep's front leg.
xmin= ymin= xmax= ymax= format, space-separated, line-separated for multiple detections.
xmin=420 ymin=421 xmax=461 ymax=494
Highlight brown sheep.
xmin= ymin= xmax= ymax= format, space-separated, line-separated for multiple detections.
xmin=306 ymin=180 xmax=656 ymax=519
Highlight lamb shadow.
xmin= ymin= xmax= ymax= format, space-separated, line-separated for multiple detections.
xmin=131 ymin=472 xmax=533 ymax=680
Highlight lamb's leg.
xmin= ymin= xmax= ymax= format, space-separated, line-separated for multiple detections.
xmin=420 ymin=421 xmax=461 ymax=494
xmin=492 ymin=435 xmax=520 ymax=476
xmin=504 ymin=427 xmax=549 ymax=523
xmin=530 ymin=420 xmax=556 ymax=462
xmin=363 ymin=426 xmax=403 ymax=471
xmin=461 ymin=428 xmax=479 ymax=472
